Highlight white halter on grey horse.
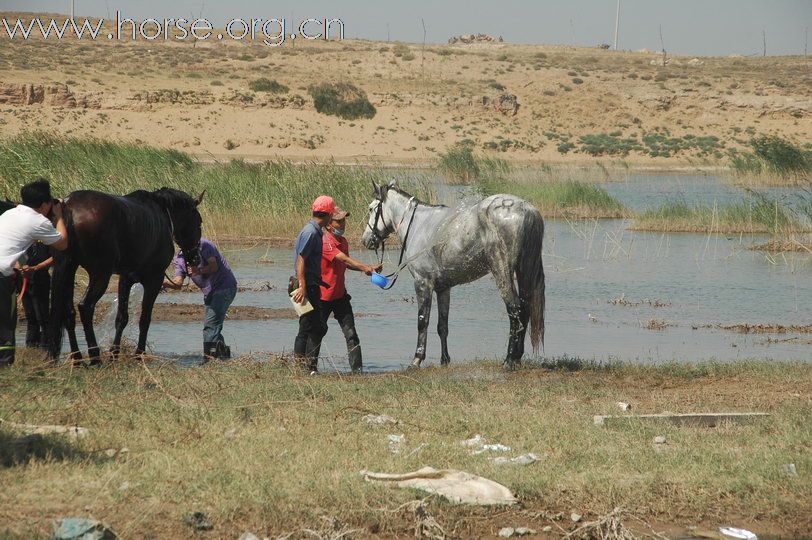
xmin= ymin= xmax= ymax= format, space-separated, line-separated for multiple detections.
xmin=362 ymin=181 xmax=545 ymax=369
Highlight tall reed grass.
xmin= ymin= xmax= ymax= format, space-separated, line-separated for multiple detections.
xmin=730 ymin=136 xmax=811 ymax=186
xmin=632 ymin=196 xmax=807 ymax=234
xmin=0 ymin=134 xmax=430 ymax=239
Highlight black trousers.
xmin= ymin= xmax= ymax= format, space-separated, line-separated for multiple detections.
xmin=293 ymin=284 xmax=328 ymax=371
xmin=21 ymin=272 xmax=50 ymax=348
xmin=0 ymin=273 xmax=18 ymax=366
xmin=317 ymin=294 xmax=362 ymax=372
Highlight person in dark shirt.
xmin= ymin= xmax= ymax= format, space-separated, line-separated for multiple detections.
xmin=290 ymin=195 xmax=334 ymax=373
xmin=163 ymin=238 xmax=238 ymax=359
xmin=20 ymin=241 xmax=53 ymax=349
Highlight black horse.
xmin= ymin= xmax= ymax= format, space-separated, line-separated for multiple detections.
xmin=0 ymin=199 xmax=14 ymax=214
xmin=47 ymin=188 xmax=203 ymax=362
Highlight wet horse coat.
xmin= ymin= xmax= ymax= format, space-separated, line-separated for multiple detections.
xmin=47 ymin=188 xmax=203 ymax=361
xmin=362 ymin=183 xmax=545 ymax=368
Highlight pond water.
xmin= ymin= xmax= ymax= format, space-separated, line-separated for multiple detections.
xmin=25 ymin=174 xmax=811 ymax=371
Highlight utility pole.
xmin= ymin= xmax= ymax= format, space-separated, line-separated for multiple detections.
xmin=387 ymin=22 xmax=390 ymax=42
xmin=762 ymin=29 xmax=766 ymax=57
xmin=70 ymin=0 xmax=74 ymax=20
xmin=805 ymin=26 xmax=808 ymax=57
xmin=613 ymin=0 xmax=621 ymax=50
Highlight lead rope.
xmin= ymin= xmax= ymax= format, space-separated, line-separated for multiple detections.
xmin=380 ymin=199 xmax=418 ymax=290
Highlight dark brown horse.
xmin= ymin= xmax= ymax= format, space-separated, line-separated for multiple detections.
xmin=47 ymin=188 xmax=203 ymax=362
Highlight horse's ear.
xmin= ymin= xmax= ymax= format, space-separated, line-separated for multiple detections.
xmin=372 ymin=181 xmax=382 ymax=200
xmin=194 ymin=191 xmax=205 ymax=206
xmin=387 ymin=179 xmax=396 ymax=189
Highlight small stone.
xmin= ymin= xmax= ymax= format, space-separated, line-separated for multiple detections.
xmin=498 ymin=527 xmax=515 ymax=537
xmin=118 ymin=481 xmax=130 ymax=491
xmin=238 ymin=533 xmax=260 ymax=540
xmin=104 ymin=448 xmax=117 ymax=458
xmin=542 ymin=525 xmax=553 ymax=532
xmin=653 ymin=435 xmax=667 ymax=444
xmin=784 ymin=463 xmax=798 ymax=476
xmin=616 ymin=401 xmax=631 ymax=412
xmin=515 ymin=527 xmax=536 ymax=535
xmin=570 ymin=513 xmax=582 ymax=523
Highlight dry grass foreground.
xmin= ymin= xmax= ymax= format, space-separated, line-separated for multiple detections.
xmin=0 ymin=11 xmax=809 ymax=167
xmin=1 ymin=354 xmax=810 ymax=538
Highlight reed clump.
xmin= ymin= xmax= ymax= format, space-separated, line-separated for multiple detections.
xmin=0 ymin=133 xmax=428 ymax=238
xmin=632 ymin=196 xmax=807 ymax=234
xmin=730 ymin=136 xmax=811 ymax=186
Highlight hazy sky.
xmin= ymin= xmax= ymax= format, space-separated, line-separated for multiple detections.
xmin=3 ymin=0 xmax=811 ymax=56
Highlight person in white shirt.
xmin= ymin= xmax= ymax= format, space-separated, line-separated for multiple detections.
xmin=0 ymin=179 xmax=68 ymax=366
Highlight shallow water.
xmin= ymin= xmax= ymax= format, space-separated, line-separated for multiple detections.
xmin=25 ymin=175 xmax=811 ymax=371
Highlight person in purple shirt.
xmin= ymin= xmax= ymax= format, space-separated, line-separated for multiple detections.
xmin=163 ymin=238 xmax=237 ymax=359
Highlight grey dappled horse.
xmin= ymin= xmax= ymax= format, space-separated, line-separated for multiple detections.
xmin=362 ymin=182 xmax=545 ymax=369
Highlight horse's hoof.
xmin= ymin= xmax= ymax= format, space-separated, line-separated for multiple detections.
xmin=440 ymin=359 xmax=450 ymax=366
xmin=503 ymin=360 xmax=519 ymax=371
xmin=407 ymin=358 xmax=423 ymax=370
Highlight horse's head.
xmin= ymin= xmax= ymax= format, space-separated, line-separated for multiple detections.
xmin=362 ymin=181 xmax=398 ymax=250
xmin=152 ymin=188 xmax=204 ymax=266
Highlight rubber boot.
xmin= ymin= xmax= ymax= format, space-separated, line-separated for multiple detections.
xmin=203 ymin=342 xmax=216 ymax=361
xmin=214 ymin=340 xmax=231 ymax=360
xmin=348 ymin=346 xmax=363 ymax=373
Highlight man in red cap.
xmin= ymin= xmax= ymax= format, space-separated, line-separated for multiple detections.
xmin=315 ymin=206 xmax=381 ymax=373
xmin=290 ymin=195 xmax=334 ymax=373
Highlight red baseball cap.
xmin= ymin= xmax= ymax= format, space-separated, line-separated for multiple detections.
xmin=312 ymin=195 xmax=336 ymax=214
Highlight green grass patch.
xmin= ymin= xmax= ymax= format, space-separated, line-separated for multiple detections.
xmin=0 ymin=356 xmax=809 ymax=537
xmin=632 ymin=196 xmax=807 ymax=234
xmin=247 ymin=78 xmax=289 ymax=93
xmin=730 ymin=136 xmax=811 ymax=184
xmin=0 ymin=134 xmax=427 ymax=238
xmin=308 ymin=82 xmax=376 ymax=120
xmin=476 ymin=177 xmax=627 ymax=219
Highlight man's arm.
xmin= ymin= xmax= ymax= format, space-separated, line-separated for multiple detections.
xmin=333 ymin=252 xmax=381 ymax=276
xmin=292 ymin=254 xmax=307 ymax=304
xmin=162 ymin=275 xmax=184 ymax=290
xmin=49 ymin=203 xmax=68 ymax=251
xmin=21 ymin=256 xmax=54 ymax=278
xmin=189 ymin=256 xmax=218 ymax=277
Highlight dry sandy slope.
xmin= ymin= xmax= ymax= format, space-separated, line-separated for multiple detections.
xmin=0 ymin=11 xmax=810 ymax=166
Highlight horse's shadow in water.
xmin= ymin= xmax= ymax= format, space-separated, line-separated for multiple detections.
xmin=361 ymin=181 xmax=545 ymax=369
xmin=47 ymin=188 xmax=203 ymax=364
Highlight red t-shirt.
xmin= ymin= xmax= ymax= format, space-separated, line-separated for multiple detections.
xmin=321 ymin=231 xmax=349 ymax=301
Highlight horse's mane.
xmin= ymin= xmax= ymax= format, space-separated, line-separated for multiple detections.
xmin=128 ymin=187 xmax=197 ymax=211
xmin=388 ymin=186 xmax=447 ymax=209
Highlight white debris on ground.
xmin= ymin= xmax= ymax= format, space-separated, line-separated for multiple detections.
xmin=362 ymin=414 xmax=399 ymax=426
xmin=387 ymin=434 xmax=405 ymax=454
xmin=491 ymin=453 xmax=541 ymax=466
xmin=361 ymin=467 xmax=518 ymax=506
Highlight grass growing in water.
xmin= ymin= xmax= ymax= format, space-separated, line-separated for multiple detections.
xmin=632 ymin=196 xmax=806 ymax=234
xmin=477 ymin=176 xmax=628 ymax=219
xmin=0 ymin=355 xmax=809 ymax=537
xmin=730 ymin=136 xmax=811 ymax=186
xmin=0 ymin=134 xmax=427 ymax=239
xmin=437 ymin=144 xmax=627 ymax=218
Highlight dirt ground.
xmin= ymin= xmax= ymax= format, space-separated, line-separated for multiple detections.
xmin=1 ymin=11 xmax=809 ymax=167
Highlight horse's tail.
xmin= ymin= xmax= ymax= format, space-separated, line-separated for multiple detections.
xmin=46 ymin=211 xmax=76 ymax=360
xmin=517 ymin=206 xmax=545 ymax=354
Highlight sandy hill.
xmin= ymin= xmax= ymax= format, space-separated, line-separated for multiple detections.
xmin=0 ymin=11 xmax=809 ymax=166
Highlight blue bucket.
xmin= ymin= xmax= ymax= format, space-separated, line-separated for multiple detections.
xmin=370 ymin=271 xmax=390 ymax=288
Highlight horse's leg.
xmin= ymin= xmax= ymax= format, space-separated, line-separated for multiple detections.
xmin=111 ymin=276 xmax=133 ymax=358
xmin=134 ymin=275 xmax=162 ymax=357
xmin=77 ymin=269 xmax=113 ymax=363
xmin=64 ymin=263 xmax=81 ymax=361
xmin=490 ymin=264 xmax=523 ymax=369
xmin=410 ymin=278 xmax=434 ymax=368
xmin=436 ymin=287 xmax=451 ymax=366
